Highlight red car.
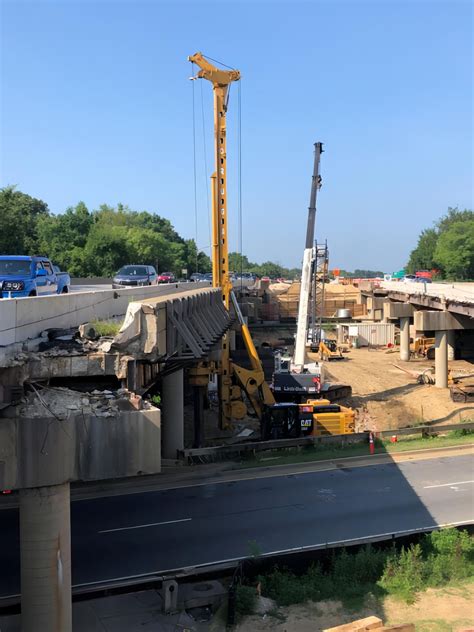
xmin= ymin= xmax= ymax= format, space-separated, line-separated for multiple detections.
xmin=157 ymin=272 xmax=176 ymax=283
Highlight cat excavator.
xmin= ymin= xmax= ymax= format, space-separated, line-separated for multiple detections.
xmin=188 ymin=52 xmax=353 ymax=440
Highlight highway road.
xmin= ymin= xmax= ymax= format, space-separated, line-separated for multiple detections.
xmin=0 ymin=454 xmax=472 ymax=598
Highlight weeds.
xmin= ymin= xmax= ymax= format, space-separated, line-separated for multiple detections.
xmin=257 ymin=529 xmax=474 ymax=610
xmin=89 ymin=319 xmax=121 ymax=337
xmin=235 ymin=585 xmax=257 ymax=617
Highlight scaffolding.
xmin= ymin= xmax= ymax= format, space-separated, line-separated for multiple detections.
xmin=309 ymin=240 xmax=329 ymax=350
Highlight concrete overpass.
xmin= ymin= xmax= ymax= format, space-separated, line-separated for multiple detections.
xmin=0 ymin=282 xmax=231 ymax=631
xmin=381 ymin=280 xmax=474 ymax=318
xmin=368 ymin=281 xmax=474 ymax=389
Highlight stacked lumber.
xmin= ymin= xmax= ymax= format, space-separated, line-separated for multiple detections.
xmin=258 ymin=281 xmax=363 ymax=322
xmin=353 ymin=303 xmax=368 ymax=317
xmin=324 ymin=616 xmax=414 ymax=632
xmin=321 ymin=283 xmax=361 ymax=317
xmin=275 ymin=282 xmax=300 ymax=320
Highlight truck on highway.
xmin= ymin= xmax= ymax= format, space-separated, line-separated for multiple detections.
xmin=0 ymin=255 xmax=70 ymax=298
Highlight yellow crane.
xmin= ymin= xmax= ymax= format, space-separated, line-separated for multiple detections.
xmin=188 ymin=52 xmax=275 ymax=426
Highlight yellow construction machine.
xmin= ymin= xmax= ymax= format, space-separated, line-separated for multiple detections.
xmin=303 ymin=399 xmax=355 ymax=435
xmin=319 ymin=340 xmax=346 ymax=361
xmin=189 ymin=52 xmax=354 ymax=441
xmin=412 ymin=337 xmax=435 ymax=359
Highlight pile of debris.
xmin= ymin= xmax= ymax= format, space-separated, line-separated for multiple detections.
xmin=15 ymin=385 xmax=153 ymax=420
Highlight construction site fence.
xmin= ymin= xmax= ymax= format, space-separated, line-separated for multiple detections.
xmin=181 ymin=421 xmax=474 ymax=462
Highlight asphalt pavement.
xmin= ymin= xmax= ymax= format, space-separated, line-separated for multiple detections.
xmin=0 ymin=454 xmax=472 ymax=598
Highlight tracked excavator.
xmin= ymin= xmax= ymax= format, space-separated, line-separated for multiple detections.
xmin=188 ymin=52 xmax=352 ymax=441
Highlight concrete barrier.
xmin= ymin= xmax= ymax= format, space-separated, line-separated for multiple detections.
xmin=0 ymin=282 xmax=210 ymax=346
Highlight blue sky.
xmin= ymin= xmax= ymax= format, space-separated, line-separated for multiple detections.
xmin=1 ymin=0 xmax=472 ymax=272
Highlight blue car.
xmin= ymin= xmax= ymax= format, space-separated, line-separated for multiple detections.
xmin=0 ymin=256 xmax=71 ymax=298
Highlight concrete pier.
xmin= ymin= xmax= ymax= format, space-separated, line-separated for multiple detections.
xmin=20 ymin=483 xmax=72 ymax=632
xmin=447 ymin=329 xmax=456 ymax=361
xmin=435 ymin=330 xmax=448 ymax=388
xmin=400 ymin=317 xmax=411 ymax=362
xmin=162 ymin=369 xmax=184 ymax=459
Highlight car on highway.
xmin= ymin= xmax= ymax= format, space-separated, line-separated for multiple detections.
xmin=112 ymin=265 xmax=158 ymax=288
xmin=190 ymin=272 xmax=203 ymax=282
xmin=157 ymin=271 xmax=176 ymax=284
xmin=0 ymin=255 xmax=70 ymax=298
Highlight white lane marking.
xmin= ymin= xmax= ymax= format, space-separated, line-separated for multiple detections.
xmin=424 ymin=480 xmax=474 ymax=489
xmin=70 ymin=519 xmax=474 ymax=591
xmin=98 ymin=518 xmax=191 ymax=534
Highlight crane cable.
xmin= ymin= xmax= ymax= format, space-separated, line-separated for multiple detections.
xmin=200 ymin=80 xmax=212 ymax=251
xmin=238 ymin=80 xmax=243 ymax=293
xmin=191 ymin=62 xmax=199 ymax=273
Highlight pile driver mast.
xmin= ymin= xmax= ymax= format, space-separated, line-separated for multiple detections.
xmin=189 ymin=52 xmax=274 ymax=426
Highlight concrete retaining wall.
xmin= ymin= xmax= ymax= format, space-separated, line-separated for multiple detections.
xmin=0 ymin=408 xmax=161 ymax=489
xmin=0 ymin=283 xmax=209 ymax=346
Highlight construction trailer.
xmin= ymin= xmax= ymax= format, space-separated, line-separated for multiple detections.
xmin=338 ymin=322 xmax=395 ymax=347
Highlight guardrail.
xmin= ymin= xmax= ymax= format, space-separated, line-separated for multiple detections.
xmin=181 ymin=421 xmax=474 ymax=461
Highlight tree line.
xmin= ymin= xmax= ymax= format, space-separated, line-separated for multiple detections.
xmin=0 ymin=187 xmax=211 ymax=277
xmin=227 ymin=252 xmax=301 ymax=280
xmin=406 ymin=207 xmax=474 ymax=280
xmin=0 ymin=187 xmax=299 ymax=279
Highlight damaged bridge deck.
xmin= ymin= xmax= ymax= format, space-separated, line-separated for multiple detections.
xmin=0 ymin=286 xmax=230 ymax=404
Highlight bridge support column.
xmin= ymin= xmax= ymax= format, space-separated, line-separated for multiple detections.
xmin=435 ymin=330 xmax=448 ymax=389
xmin=193 ymin=386 xmax=205 ymax=448
xmin=400 ymin=317 xmax=410 ymax=362
xmin=20 ymin=482 xmax=72 ymax=632
xmin=162 ymin=369 xmax=184 ymax=459
xmin=447 ymin=330 xmax=456 ymax=361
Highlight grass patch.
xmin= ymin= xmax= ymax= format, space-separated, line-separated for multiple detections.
xmin=256 ymin=529 xmax=474 ymax=610
xmin=89 ymin=319 xmax=121 ymax=337
xmin=235 ymin=431 xmax=474 ymax=469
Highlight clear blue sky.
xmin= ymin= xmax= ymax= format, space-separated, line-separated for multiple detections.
xmin=1 ymin=0 xmax=472 ymax=272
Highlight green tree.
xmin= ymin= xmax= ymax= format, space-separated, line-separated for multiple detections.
xmin=0 ymin=186 xmax=49 ymax=254
xmin=83 ymin=224 xmax=131 ymax=276
xmin=406 ymin=207 xmax=474 ymax=280
xmin=406 ymin=228 xmax=439 ymax=273
xmin=37 ymin=202 xmax=93 ymax=274
xmin=434 ymin=220 xmax=474 ymax=280
xmin=437 ymin=207 xmax=474 ymax=233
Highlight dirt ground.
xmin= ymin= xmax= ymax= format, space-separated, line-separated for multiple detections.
xmin=236 ymin=584 xmax=474 ymax=632
xmin=306 ymin=347 xmax=474 ymax=432
xmin=181 ymin=336 xmax=474 ymax=447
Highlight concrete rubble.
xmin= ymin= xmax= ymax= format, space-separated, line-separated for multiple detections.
xmin=12 ymin=385 xmax=152 ymax=420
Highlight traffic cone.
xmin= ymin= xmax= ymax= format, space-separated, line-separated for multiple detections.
xmin=369 ymin=432 xmax=375 ymax=455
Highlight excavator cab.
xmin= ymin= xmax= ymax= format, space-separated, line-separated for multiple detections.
xmin=261 ymin=403 xmax=302 ymax=440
